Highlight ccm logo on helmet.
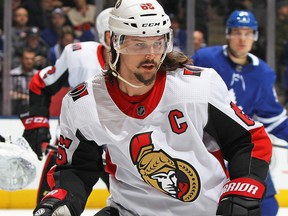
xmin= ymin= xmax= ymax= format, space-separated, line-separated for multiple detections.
xmin=223 ymin=182 xmax=258 ymax=195
xmin=142 ymin=23 xmax=160 ymax=27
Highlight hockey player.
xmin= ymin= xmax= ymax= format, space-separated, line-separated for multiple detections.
xmin=33 ymin=1 xmax=272 ymax=216
xmin=19 ymin=8 xmax=113 ymax=203
xmin=192 ymin=10 xmax=288 ymax=216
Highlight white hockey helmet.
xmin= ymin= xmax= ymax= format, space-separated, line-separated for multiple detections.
xmin=96 ymin=7 xmax=113 ymax=49
xmin=109 ymin=0 xmax=171 ymax=37
xmin=109 ymin=0 xmax=173 ymax=70
xmin=108 ymin=0 xmax=174 ymax=87
xmin=109 ymin=0 xmax=173 ymax=52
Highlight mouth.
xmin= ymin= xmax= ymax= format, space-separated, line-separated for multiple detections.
xmin=142 ymin=64 xmax=155 ymax=70
xmin=141 ymin=63 xmax=156 ymax=70
xmin=238 ymin=44 xmax=246 ymax=49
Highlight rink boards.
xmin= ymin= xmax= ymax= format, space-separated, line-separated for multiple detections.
xmin=0 ymin=118 xmax=287 ymax=208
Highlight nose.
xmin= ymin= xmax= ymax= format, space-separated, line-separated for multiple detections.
xmin=145 ymin=52 xmax=156 ymax=60
xmin=145 ymin=53 xmax=155 ymax=60
xmin=145 ymin=45 xmax=156 ymax=58
xmin=239 ymin=35 xmax=247 ymax=40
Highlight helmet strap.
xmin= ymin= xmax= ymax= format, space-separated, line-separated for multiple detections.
xmin=111 ymin=70 xmax=144 ymax=89
xmin=108 ymin=52 xmax=144 ymax=88
xmin=253 ymin=31 xmax=258 ymax=41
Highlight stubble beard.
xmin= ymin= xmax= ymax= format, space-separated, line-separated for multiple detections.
xmin=134 ymin=60 xmax=159 ymax=86
xmin=134 ymin=73 xmax=156 ymax=86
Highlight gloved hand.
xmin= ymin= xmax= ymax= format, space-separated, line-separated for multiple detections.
xmin=19 ymin=106 xmax=51 ymax=160
xmin=216 ymin=177 xmax=265 ymax=216
xmin=33 ymin=189 xmax=71 ymax=216
xmin=33 ymin=189 xmax=74 ymax=216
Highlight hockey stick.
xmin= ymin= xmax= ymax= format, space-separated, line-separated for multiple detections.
xmin=272 ymin=144 xmax=288 ymax=149
xmin=46 ymin=144 xmax=58 ymax=151
xmin=269 ymin=134 xmax=288 ymax=150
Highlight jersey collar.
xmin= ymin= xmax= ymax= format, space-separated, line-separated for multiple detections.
xmin=106 ymin=71 xmax=166 ymax=119
xmin=222 ymin=45 xmax=259 ymax=66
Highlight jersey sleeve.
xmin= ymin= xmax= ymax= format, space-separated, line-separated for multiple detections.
xmin=192 ymin=47 xmax=211 ymax=67
xmin=204 ymin=69 xmax=272 ymax=181
xmin=47 ymin=89 xmax=104 ymax=212
xmin=28 ymin=44 xmax=71 ymax=107
xmin=191 ymin=50 xmax=201 ymax=65
xmin=253 ymin=68 xmax=288 ymax=142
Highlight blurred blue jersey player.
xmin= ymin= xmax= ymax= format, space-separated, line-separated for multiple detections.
xmin=192 ymin=10 xmax=288 ymax=216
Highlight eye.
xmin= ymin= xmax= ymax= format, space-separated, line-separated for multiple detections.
xmin=153 ymin=41 xmax=162 ymax=48
xmin=136 ymin=42 xmax=146 ymax=48
xmin=231 ymin=32 xmax=241 ymax=37
xmin=245 ymin=33 xmax=254 ymax=38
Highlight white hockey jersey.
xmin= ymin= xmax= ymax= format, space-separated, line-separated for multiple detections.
xmin=54 ymin=66 xmax=271 ymax=216
xmin=29 ymin=41 xmax=105 ymax=108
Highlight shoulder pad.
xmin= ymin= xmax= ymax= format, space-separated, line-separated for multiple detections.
xmin=69 ymin=82 xmax=88 ymax=101
xmin=71 ymin=43 xmax=82 ymax=51
xmin=183 ymin=65 xmax=203 ymax=76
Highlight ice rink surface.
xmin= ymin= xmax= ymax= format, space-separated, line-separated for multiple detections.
xmin=0 ymin=208 xmax=288 ymax=215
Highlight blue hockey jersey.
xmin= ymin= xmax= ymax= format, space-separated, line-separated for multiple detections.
xmin=192 ymin=45 xmax=288 ymax=142
xmin=192 ymin=45 xmax=288 ymax=200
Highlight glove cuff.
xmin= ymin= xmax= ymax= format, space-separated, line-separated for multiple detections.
xmin=21 ymin=117 xmax=49 ymax=130
xmin=19 ymin=106 xmax=50 ymax=130
xmin=220 ymin=177 xmax=265 ymax=201
xmin=37 ymin=188 xmax=82 ymax=216
xmin=43 ymin=188 xmax=68 ymax=202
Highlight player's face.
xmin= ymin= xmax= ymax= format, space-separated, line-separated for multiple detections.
xmin=118 ymin=36 xmax=164 ymax=86
xmin=228 ymin=28 xmax=254 ymax=58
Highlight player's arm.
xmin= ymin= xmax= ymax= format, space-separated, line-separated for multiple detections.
xmin=33 ymin=136 xmax=104 ymax=216
xmin=204 ymin=70 xmax=272 ymax=216
xmin=33 ymin=93 xmax=104 ymax=216
xmin=253 ymin=68 xmax=288 ymax=142
xmin=19 ymin=45 xmax=71 ymax=160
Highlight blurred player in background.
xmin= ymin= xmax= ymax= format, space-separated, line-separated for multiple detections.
xmin=19 ymin=8 xmax=113 ymax=203
xmin=192 ymin=10 xmax=288 ymax=216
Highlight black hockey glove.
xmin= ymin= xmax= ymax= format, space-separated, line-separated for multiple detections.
xmin=216 ymin=177 xmax=265 ymax=216
xmin=19 ymin=106 xmax=51 ymax=160
xmin=33 ymin=189 xmax=82 ymax=216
